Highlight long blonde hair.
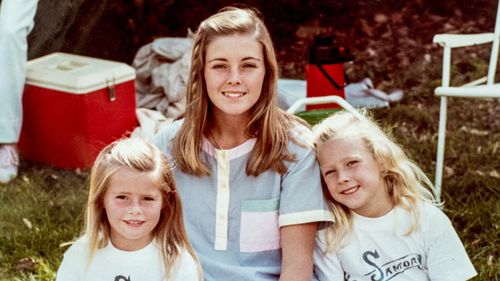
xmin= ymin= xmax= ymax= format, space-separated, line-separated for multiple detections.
xmin=312 ymin=111 xmax=437 ymax=250
xmin=85 ymin=138 xmax=203 ymax=280
xmin=173 ymin=6 xmax=303 ymax=177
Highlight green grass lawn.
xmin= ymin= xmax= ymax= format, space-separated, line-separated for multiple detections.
xmin=0 ymin=165 xmax=88 ymax=281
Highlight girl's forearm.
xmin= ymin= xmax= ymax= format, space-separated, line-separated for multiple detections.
xmin=279 ymin=222 xmax=318 ymax=281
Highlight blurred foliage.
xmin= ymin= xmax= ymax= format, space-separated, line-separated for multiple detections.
xmin=29 ymin=0 xmax=497 ymax=64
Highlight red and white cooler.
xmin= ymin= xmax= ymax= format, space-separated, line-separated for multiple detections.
xmin=19 ymin=52 xmax=137 ymax=169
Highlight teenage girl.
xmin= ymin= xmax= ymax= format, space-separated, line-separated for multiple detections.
xmin=56 ymin=138 xmax=203 ymax=281
xmin=312 ymin=111 xmax=476 ymax=281
xmin=155 ymin=6 xmax=332 ymax=281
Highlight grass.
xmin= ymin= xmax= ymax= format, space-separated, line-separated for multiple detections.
xmin=0 ymin=166 xmax=88 ymax=280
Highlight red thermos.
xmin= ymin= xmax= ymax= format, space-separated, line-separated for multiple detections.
xmin=306 ymin=35 xmax=353 ymax=110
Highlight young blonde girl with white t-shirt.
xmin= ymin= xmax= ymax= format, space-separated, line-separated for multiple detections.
xmin=312 ymin=111 xmax=476 ymax=281
xmin=56 ymin=138 xmax=203 ymax=281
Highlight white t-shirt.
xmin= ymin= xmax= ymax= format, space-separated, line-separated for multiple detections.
xmin=56 ymin=236 xmax=199 ymax=281
xmin=314 ymin=202 xmax=477 ymax=281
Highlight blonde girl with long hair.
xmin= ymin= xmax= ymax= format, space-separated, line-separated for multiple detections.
xmin=311 ymin=111 xmax=476 ymax=281
xmin=155 ymin=6 xmax=332 ymax=281
xmin=56 ymin=138 xmax=203 ymax=281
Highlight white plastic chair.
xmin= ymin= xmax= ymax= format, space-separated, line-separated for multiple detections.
xmin=433 ymin=0 xmax=500 ymax=201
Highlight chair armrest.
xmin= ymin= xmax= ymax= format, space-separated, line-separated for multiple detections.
xmin=286 ymin=95 xmax=364 ymax=120
xmin=435 ymin=84 xmax=500 ymax=98
xmin=433 ymin=33 xmax=494 ymax=48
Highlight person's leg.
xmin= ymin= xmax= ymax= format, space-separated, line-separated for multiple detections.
xmin=0 ymin=0 xmax=38 ymax=183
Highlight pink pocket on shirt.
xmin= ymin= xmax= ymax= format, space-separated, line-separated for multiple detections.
xmin=240 ymin=199 xmax=281 ymax=252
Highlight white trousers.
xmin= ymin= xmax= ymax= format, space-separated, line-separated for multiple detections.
xmin=0 ymin=0 xmax=38 ymax=143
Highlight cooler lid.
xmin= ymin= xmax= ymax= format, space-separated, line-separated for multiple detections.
xmin=26 ymin=52 xmax=136 ymax=94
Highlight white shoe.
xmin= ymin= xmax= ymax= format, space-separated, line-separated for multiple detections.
xmin=0 ymin=144 xmax=19 ymax=184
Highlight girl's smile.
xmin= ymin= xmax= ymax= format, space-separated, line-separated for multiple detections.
xmin=222 ymin=91 xmax=245 ymax=98
xmin=339 ymin=185 xmax=360 ymax=195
